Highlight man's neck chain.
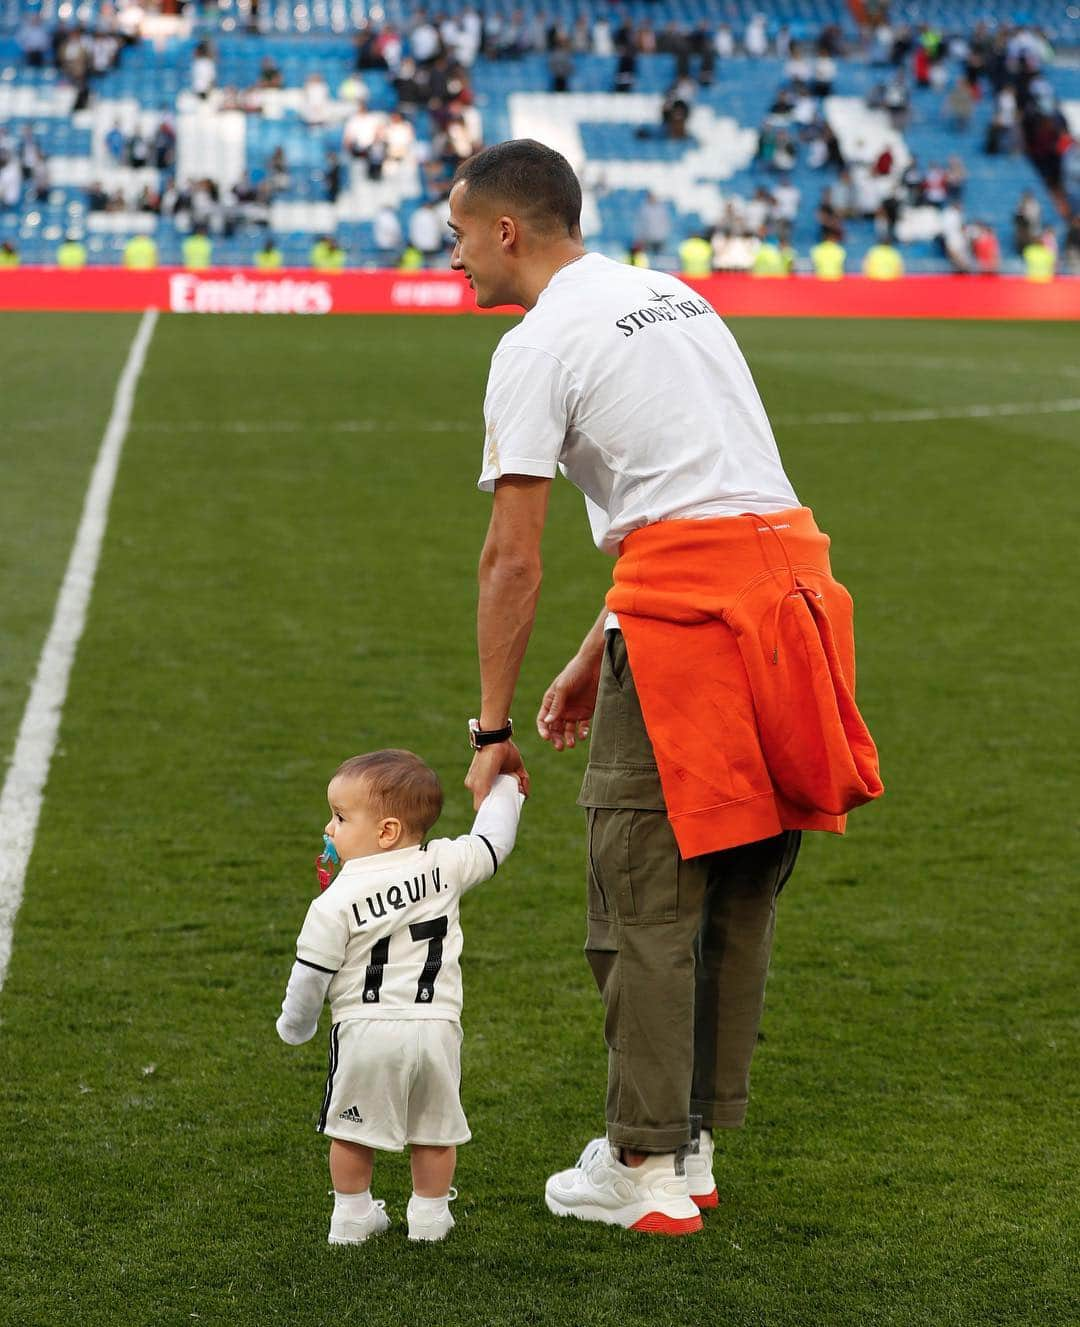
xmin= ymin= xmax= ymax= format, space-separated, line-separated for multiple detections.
xmin=551 ymin=252 xmax=586 ymax=280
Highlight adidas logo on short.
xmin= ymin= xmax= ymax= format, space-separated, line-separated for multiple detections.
xmin=338 ymin=1105 xmax=364 ymax=1123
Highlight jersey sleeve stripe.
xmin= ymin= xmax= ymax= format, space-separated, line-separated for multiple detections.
xmin=477 ymin=834 xmax=499 ymax=875
xmin=296 ymin=956 xmax=338 ymax=974
xmin=295 ymin=955 xmax=338 ymax=976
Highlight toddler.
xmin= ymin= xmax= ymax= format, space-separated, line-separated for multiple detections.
xmin=277 ymin=748 xmax=523 ymax=1243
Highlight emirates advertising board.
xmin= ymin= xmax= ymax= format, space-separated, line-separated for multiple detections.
xmin=0 ymin=268 xmax=1076 ymax=319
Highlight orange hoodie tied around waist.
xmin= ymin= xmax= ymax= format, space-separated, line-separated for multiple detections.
xmin=607 ymin=508 xmax=883 ymax=859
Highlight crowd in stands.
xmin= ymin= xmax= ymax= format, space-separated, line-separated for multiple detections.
xmin=1 ymin=4 xmax=1078 ymax=277
xmin=622 ymin=13 xmax=1079 ymax=278
xmin=15 ymin=6 xmax=140 ymax=107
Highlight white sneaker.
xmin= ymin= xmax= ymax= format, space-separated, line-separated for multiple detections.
xmin=327 ymin=1199 xmax=389 ymax=1245
xmin=544 ymin=1138 xmax=702 ymax=1236
xmin=684 ymin=1128 xmax=718 ymax=1210
xmin=408 ymin=1187 xmax=457 ymax=1242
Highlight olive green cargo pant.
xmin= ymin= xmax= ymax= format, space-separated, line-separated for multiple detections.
xmin=579 ymin=631 xmax=800 ymax=1154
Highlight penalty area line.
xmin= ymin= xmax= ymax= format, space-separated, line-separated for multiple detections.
xmin=24 ymin=397 xmax=1069 ymax=439
xmin=0 ymin=307 xmax=158 ymax=995
xmin=774 ymin=398 xmax=1080 ymax=428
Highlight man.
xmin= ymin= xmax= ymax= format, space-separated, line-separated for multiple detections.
xmin=342 ymin=98 xmax=385 ymax=163
xmin=811 ymin=228 xmax=846 ymax=279
xmin=862 ymin=240 xmax=903 ymax=280
xmin=182 ymin=226 xmax=212 ymax=270
xmin=254 ymin=238 xmax=283 ymax=270
xmin=635 ymin=192 xmax=671 ymax=256
xmin=1022 ymin=230 xmax=1055 ymax=282
xmin=751 ymin=233 xmax=787 ymax=276
xmin=450 ymin=140 xmax=881 ymax=1237
xmin=677 ymin=230 xmax=712 ymax=276
xmin=408 ymin=202 xmax=443 ymax=260
xmin=56 ymin=234 xmax=88 ymax=268
xmin=310 ymin=235 xmax=347 ymax=271
xmin=122 ymin=233 xmax=157 ymax=269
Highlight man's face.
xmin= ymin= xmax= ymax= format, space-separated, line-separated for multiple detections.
xmin=448 ymin=180 xmax=512 ymax=309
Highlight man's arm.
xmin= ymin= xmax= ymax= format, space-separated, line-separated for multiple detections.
xmin=465 ymin=474 xmax=551 ymax=809
xmin=536 ymin=606 xmax=608 ymax=751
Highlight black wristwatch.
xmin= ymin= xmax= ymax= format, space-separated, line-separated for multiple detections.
xmin=468 ymin=718 xmax=513 ymax=750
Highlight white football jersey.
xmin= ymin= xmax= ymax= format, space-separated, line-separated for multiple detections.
xmin=293 ymin=833 xmax=499 ymax=1023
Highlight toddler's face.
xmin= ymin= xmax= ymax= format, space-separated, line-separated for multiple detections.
xmin=324 ymin=775 xmax=393 ymax=862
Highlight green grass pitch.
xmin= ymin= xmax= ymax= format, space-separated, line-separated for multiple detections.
xmin=0 ymin=312 xmax=1076 ymax=1327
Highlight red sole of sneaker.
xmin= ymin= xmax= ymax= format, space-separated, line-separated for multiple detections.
xmin=629 ymin=1211 xmax=703 ymax=1236
xmin=692 ymin=1189 xmax=719 ymax=1209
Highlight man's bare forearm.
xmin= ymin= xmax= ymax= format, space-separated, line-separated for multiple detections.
xmin=477 ymin=547 xmax=542 ymax=729
xmin=576 ymin=607 xmax=609 ymax=667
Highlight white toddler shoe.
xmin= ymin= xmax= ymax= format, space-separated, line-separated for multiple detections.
xmin=328 ymin=1198 xmax=389 ymax=1245
xmin=408 ymin=1187 xmax=457 ymax=1242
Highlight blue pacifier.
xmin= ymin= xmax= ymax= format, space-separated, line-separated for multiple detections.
xmin=316 ymin=834 xmax=340 ymax=891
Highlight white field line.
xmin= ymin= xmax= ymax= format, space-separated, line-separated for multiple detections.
xmin=7 ymin=396 xmax=1080 ymax=439
xmin=773 ymin=397 xmax=1080 ymax=427
xmin=30 ymin=395 xmax=1071 ymax=434
xmin=749 ymin=350 xmax=1080 ymax=381
xmin=0 ymin=308 xmax=158 ymax=993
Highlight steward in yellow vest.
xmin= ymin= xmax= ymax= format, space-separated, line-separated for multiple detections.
xmin=183 ymin=230 xmax=213 ymax=270
xmin=811 ymin=236 xmax=846 ymax=280
xmin=57 ymin=238 xmax=88 ymax=268
xmin=123 ymin=234 xmax=158 ymax=269
xmin=0 ymin=241 xmax=20 ymax=268
xmin=678 ymin=234 xmax=713 ymax=277
xmin=1022 ymin=240 xmax=1055 ymax=282
xmin=863 ymin=243 xmax=904 ymax=280
xmin=751 ymin=241 xmax=786 ymax=276
xmin=255 ymin=240 xmax=283 ymax=269
xmin=398 ymin=244 xmax=424 ymax=270
xmin=310 ymin=236 xmax=346 ymax=270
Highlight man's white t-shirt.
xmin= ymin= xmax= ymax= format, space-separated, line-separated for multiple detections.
xmin=477 ymin=253 xmax=798 ymax=557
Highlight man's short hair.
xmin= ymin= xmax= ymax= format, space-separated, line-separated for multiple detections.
xmin=453 ymin=139 xmax=582 ymax=236
xmin=334 ymin=749 xmax=443 ymax=836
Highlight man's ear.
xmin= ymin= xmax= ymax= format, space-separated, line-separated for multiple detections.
xmin=378 ymin=817 xmax=404 ymax=848
xmin=498 ymin=214 xmax=518 ymax=250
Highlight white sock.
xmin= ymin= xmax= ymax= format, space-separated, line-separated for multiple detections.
xmin=334 ymin=1189 xmax=374 ymax=1218
xmin=408 ymin=1192 xmax=449 ymax=1217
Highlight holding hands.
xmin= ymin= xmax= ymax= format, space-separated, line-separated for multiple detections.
xmin=466 ymin=739 xmax=529 ymax=810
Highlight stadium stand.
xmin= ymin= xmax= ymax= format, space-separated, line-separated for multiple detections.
xmin=0 ymin=3 xmax=1077 ymax=273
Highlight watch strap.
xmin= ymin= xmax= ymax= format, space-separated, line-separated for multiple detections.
xmin=469 ymin=718 xmax=513 ymax=749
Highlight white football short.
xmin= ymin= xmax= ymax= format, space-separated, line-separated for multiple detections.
xmin=317 ymin=1018 xmax=470 ymax=1150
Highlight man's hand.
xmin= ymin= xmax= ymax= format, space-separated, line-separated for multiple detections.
xmin=537 ymin=650 xmax=603 ymax=752
xmin=465 ymin=739 xmax=529 ymax=809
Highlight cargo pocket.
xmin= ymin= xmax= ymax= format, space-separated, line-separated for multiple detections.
xmin=589 ymin=805 xmax=680 ymax=925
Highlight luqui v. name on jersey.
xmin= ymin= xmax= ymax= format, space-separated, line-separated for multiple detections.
xmin=293 ymin=831 xmax=500 ymax=1023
